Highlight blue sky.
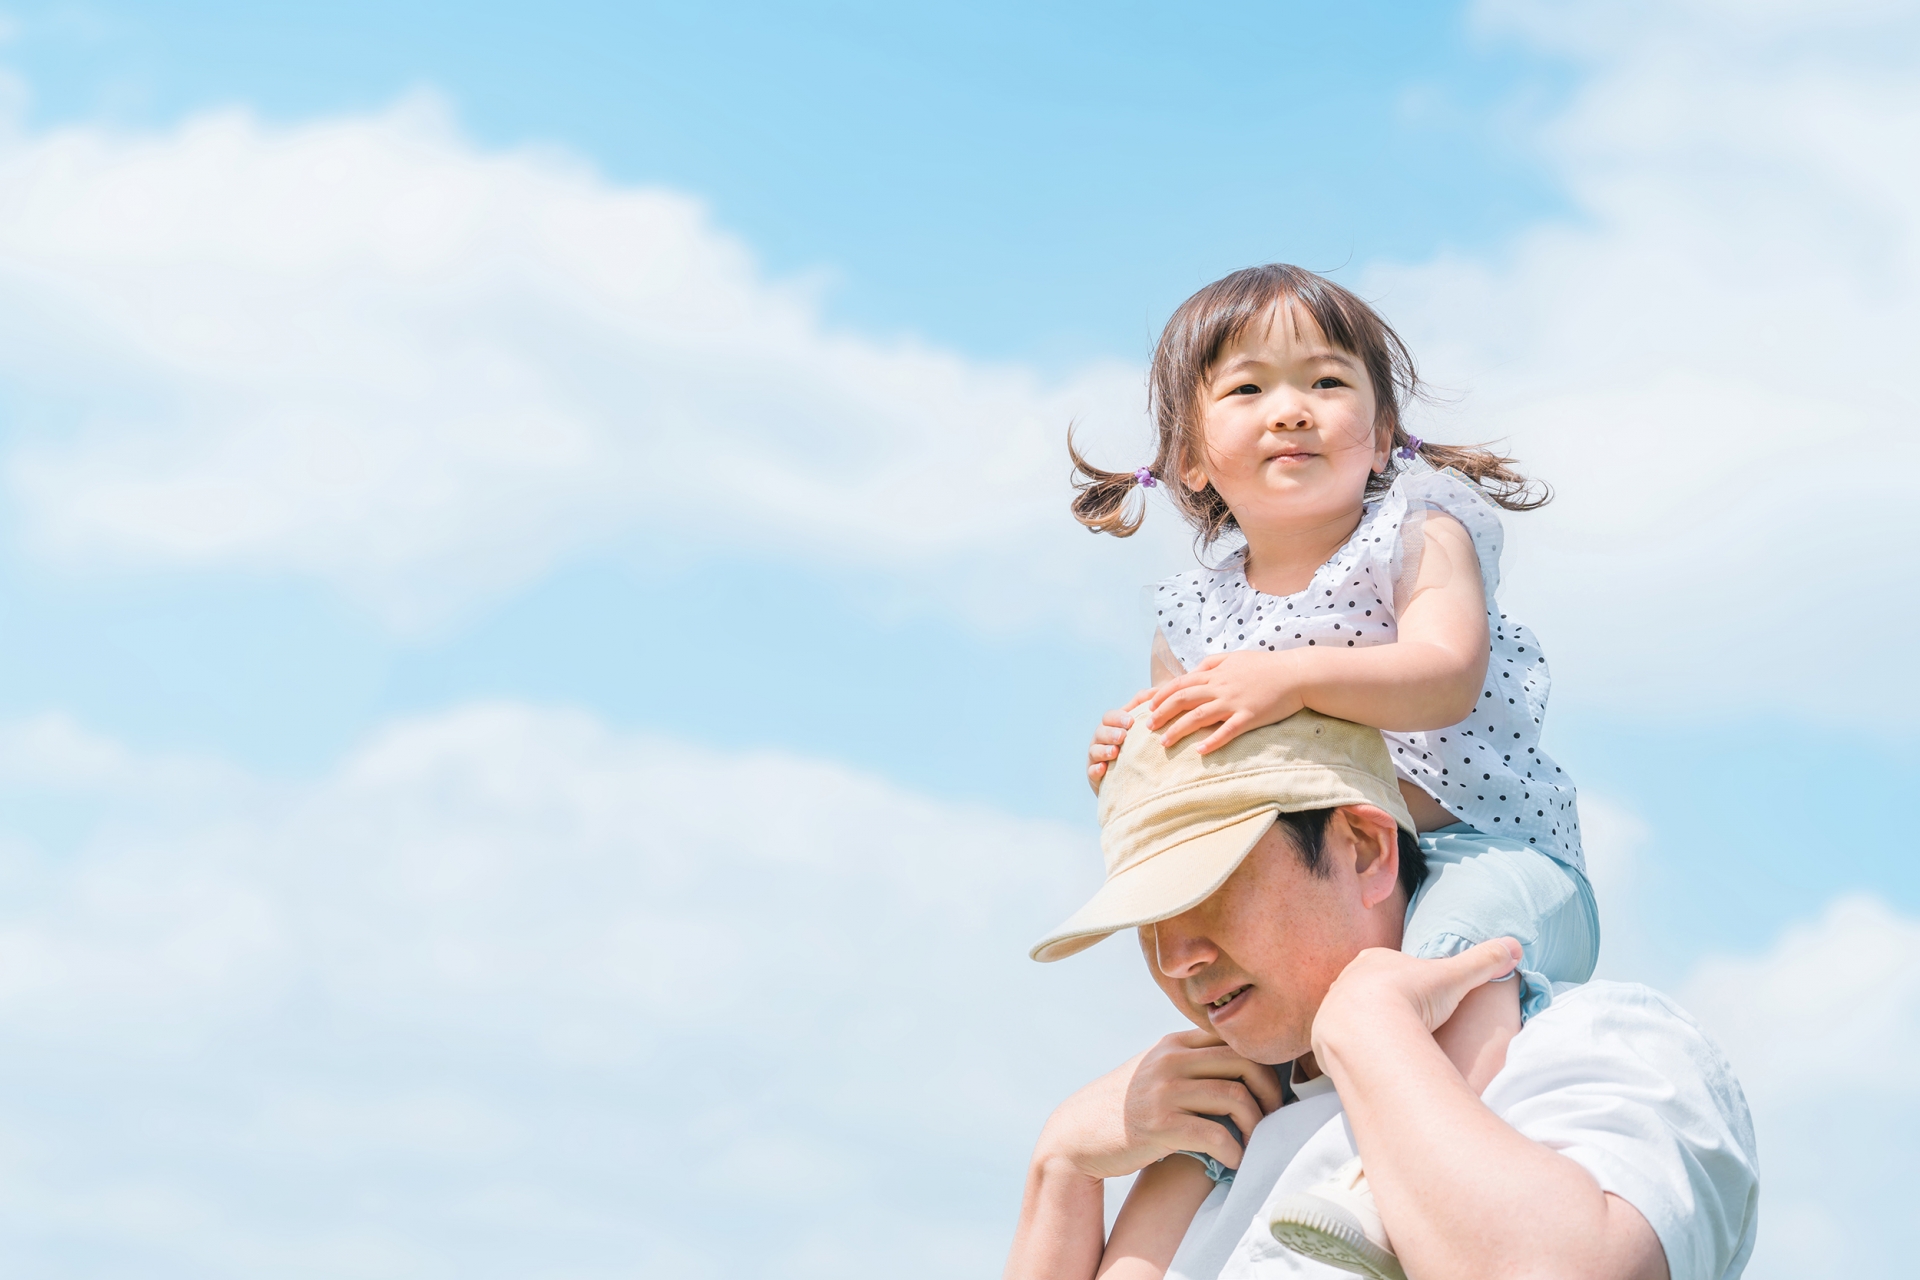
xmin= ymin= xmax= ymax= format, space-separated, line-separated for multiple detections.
xmin=7 ymin=1 xmax=1571 ymax=361
xmin=0 ymin=1 xmax=1914 ymax=1276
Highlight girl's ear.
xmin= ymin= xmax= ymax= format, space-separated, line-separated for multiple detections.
xmin=1178 ymin=442 xmax=1212 ymax=492
xmin=1370 ymin=424 xmax=1393 ymax=474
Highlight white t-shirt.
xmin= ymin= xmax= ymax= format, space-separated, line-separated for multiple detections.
xmin=1167 ymin=981 xmax=1759 ymax=1280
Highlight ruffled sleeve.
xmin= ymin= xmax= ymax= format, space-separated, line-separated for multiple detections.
xmin=1385 ymin=457 xmax=1505 ymax=611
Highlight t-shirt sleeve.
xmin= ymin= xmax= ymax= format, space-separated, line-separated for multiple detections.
xmin=1484 ymin=983 xmax=1761 ymax=1280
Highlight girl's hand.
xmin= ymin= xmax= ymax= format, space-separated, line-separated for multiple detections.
xmin=1087 ymin=699 xmax=1149 ymax=793
xmin=1034 ymin=1030 xmax=1284 ymax=1182
xmin=1144 ymin=651 xmax=1304 ymax=755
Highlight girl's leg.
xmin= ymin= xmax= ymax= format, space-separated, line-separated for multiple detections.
xmin=1402 ymin=828 xmax=1600 ymax=1032
xmin=1098 ymin=1157 xmax=1217 ymax=1279
xmin=1433 ymin=974 xmax=1520 ymax=1095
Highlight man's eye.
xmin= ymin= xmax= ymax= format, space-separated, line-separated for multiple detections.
xmin=1230 ymin=384 xmax=1261 ymax=396
xmin=1313 ymin=377 xmax=1345 ymax=389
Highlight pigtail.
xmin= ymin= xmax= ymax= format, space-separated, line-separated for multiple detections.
xmin=1068 ymin=427 xmax=1152 ymax=537
xmin=1400 ymin=433 xmax=1552 ymax=512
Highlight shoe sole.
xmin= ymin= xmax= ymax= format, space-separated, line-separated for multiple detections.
xmin=1268 ymin=1197 xmax=1407 ymax=1280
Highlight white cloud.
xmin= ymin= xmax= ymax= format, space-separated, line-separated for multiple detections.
xmin=1372 ymin=0 xmax=1920 ymax=718
xmin=0 ymin=94 xmax=1180 ymax=633
xmin=0 ymin=706 xmax=1174 ymax=1277
xmin=1679 ymin=894 xmax=1920 ymax=1279
xmin=1684 ymin=893 xmax=1920 ymax=1100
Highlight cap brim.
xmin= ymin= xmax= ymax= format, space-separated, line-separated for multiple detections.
xmin=1029 ymin=809 xmax=1278 ymax=962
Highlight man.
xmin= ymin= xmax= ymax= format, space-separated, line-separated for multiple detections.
xmin=1004 ymin=710 xmax=1758 ymax=1280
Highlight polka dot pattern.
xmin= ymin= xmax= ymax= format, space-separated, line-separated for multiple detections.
xmin=1153 ymin=461 xmax=1583 ymax=872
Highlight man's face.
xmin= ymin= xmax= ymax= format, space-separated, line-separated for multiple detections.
xmin=1137 ymin=807 xmax=1405 ymax=1064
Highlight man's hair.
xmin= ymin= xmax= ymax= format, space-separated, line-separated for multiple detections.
xmin=1274 ymin=807 xmax=1427 ymax=902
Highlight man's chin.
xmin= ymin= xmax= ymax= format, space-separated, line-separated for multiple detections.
xmin=1207 ymin=994 xmax=1301 ymax=1065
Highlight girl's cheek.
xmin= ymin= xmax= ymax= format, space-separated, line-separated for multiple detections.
xmin=1333 ymin=416 xmax=1376 ymax=447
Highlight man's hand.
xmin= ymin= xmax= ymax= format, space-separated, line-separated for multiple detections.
xmin=1142 ymin=651 xmax=1305 ymax=755
xmin=1004 ymin=1031 xmax=1283 ymax=1280
xmin=1036 ymin=1030 xmax=1284 ymax=1180
xmin=1307 ymin=938 xmax=1672 ymax=1280
xmin=1312 ymin=937 xmax=1523 ymax=1055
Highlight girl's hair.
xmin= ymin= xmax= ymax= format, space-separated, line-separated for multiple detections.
xmin=1069 ymin=263 xmax=1549 ymax=541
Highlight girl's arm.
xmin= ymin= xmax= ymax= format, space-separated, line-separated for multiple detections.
xmin=1096 ymin=1158 xmax=1217 ymax=1279
xmin=1004 ymin=1032 xmax=1280 ymax=1280
xmin=1144 ymin=513 xmax=1490 ymax=753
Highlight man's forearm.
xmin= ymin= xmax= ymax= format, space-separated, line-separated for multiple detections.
xmin=1314 ymin=1002 xmax=1667 ymax=1280
xmin=1003 ymin=1155 xmax=1105 ymax=1280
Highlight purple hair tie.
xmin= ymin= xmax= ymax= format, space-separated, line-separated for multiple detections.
xmin=1133 ymin=466 xmax=1158 ymax=488
xmin=1395 ymin=435 xmax=1423 ymax=461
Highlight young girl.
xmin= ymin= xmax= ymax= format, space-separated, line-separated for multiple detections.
xmin=1072 ymin=264 xmax=1597 ymax=1280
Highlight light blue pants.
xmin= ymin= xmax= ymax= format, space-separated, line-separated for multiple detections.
xmin=1403 ymin=823 xmax=1599 ymax=1022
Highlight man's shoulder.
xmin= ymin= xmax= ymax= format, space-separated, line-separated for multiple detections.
xmin=1523 ymin=979 xmax=1728 ymax=1062
xmin=1533 ymin=978 xmax=1717 ymax=1043
xmin=1498 ymin=982 xmax=1761 ymax=1280
xmin=1539 ymin=978 xmax=1708 ymax=1028
xmin=1501 ymin=979 xmax=1754 ymax=1137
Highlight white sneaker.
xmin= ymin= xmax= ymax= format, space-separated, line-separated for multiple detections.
xmin=1267 ymin=1156 xmax=1406 ymax=1280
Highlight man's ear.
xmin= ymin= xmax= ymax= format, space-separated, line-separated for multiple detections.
xmin=1333 ymin=805 xmax=1401 ymax=910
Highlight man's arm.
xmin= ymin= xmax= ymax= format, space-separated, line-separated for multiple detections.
xmin=1311 ymin=941 xmax=1669 ymax=1280
xmin=1002 ymin=1153 xmax=1216 ymax=1280
xmin=1005 ymin=1153 xmax=1106 ymax=1280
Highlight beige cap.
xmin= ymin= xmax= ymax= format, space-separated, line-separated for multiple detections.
xmin=1030 ymin=709 xmax=1416 ymax=962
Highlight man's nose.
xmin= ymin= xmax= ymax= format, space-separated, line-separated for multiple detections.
xmin=1152 ymin=917 xmax=1217 ymax=979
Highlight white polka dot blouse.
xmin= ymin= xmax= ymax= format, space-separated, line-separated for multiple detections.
xmin=1152 ymin=459 xmax=1583 ymax=872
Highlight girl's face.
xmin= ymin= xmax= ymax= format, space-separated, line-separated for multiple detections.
xmin=1184 ymin=306 xmax=1389 ymax=535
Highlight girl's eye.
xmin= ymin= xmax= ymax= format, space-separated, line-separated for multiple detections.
xmin=1313 ymin=377 xmax=1345 ymax=390
xmin=1230 ymin=384 xmax=1261 ymax=396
